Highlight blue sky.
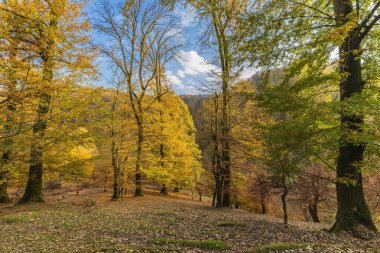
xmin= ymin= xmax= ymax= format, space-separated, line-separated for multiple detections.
xmin=86 ymin=0 xmax=255 ymax=94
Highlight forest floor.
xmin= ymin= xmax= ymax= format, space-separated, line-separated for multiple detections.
xmin=0 ymin=188 xmax=379 ymax=253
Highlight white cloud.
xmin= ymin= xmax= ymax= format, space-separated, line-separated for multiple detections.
xmin=177 ymin=50 xmax=218 ymax=76
xmin=240 ymin=67 xmax=257 ymax=80
xmin=166 ymin=71 xmax=182 ymax=85
xmin=166 ymin=50 xmax=219 ymax=94
xmin=177 ymin=70 xmax=185 ymax=78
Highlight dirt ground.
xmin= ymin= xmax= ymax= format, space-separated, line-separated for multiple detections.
xmin=0 ymin=188 xmax=379 ymax=253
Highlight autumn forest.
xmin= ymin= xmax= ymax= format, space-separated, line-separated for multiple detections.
xmin=0 ymin=0 xmax=380 ymax=252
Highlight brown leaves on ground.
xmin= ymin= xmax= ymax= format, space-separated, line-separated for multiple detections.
xmin=0 ymin=188 xmax=379 ymax=253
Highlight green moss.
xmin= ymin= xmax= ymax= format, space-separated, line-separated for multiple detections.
xmin=152 ymin=237 xmax=230 ymax=250
xmin=1 ymin=214 xmax=29 ymax=223
xmin=246 ymin=243 xmax=328 ymax=253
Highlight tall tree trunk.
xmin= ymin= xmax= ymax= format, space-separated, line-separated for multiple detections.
xmin=0 ymin=39 xmax=17 ymax=203
xmin=220 ymin=75 xmax=231 ymax=208
xmin=0 ymin=105 xmax=14 ymax=203
xmin=330 ymin=0 xmax=376 ymax=233
xmin=19 ymin=8 xmax=58 ymax=204
xmin=134 ymin=122 xmax=143 ymax=197
xmin=111 ymin=137 xmax=119 ymax=201
xmin=19 ymin=93 xmax=51 ymax=204
xmin=281 ymin=174 xmax=288 ymax=228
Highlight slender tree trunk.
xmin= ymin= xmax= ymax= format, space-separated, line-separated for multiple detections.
xmin=111 ymin=137 xmax=119 ymax=201
xmin=160 ymin=184 xmax=168 ymax=195
xmin=212 ymin=191 xmax=216 ymax=208
xmin=281 ymin=174 xmax=288 ymax=228
xmin=135 ymin=123 xmax=143 ymax=197
xmin=330 ymin=0 xmax=376 ymax=233
xmin=261 ymin=201 xmax=267 ymax=214
xmin=260 ymin=195 xmax=267 ymax=214
xmin=309 ymin=204 xmax=319 ymax=223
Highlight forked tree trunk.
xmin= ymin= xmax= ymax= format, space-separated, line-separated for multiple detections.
xmin=330 ymin=0 xmax=376 ymax=234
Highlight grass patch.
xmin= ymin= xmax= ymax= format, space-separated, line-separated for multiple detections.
xmin=1 ymin=214 xmax=29 ymax=224
xmin=217 ymin=221 xmax=246 ymax=227
xmin=247 ymin=242 xmax=328 ymax=253
xmin=152 ymin=237 xmax=230 ymax=250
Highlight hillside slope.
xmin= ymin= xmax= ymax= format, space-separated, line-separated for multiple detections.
xmin=0 ymin=189 xmax=379 ymax=253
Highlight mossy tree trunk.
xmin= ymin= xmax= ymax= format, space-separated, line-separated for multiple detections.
xmin=330 ymin=0 xmax=377 ymax=234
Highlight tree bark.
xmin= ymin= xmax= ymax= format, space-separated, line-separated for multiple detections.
xmin=330 ymin=0 xmax=376 ymax=233
xmin=261 ymin=196 xmax=267 ymax=214
xmin=281 ymin=174 xmax=288 ymax=228
xmin=19 ymin=7 xmax=58 ymax=204
xmin=111 ymin=138 xmax=119 ymax=201
xmin=309 ymin=203 xmax=320 ymax=223
xmin=0 ymin=35 xmax=17 ymax=204
xmin=160 ymin=184 xmax=168 ymax=195
xmin=0 ymin=94 xmax=15 ymax=204
xmin=134 ymin=123 xmax=143 ymax=197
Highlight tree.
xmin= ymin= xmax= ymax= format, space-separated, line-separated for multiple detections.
xmin=185 ymin=0 xmax=248 ymax=208
xmin=294 ymin=164 xmax=333 ymax=223
xmin=241 ymin=0 xmax=380 ymax=235
xmin=96 ymin=0 xmax=180 ymax=197
xmin=144 ymin=92 xmax=203 ymax=194
xmin=0 ymin=0 xmax=94 ymax=203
